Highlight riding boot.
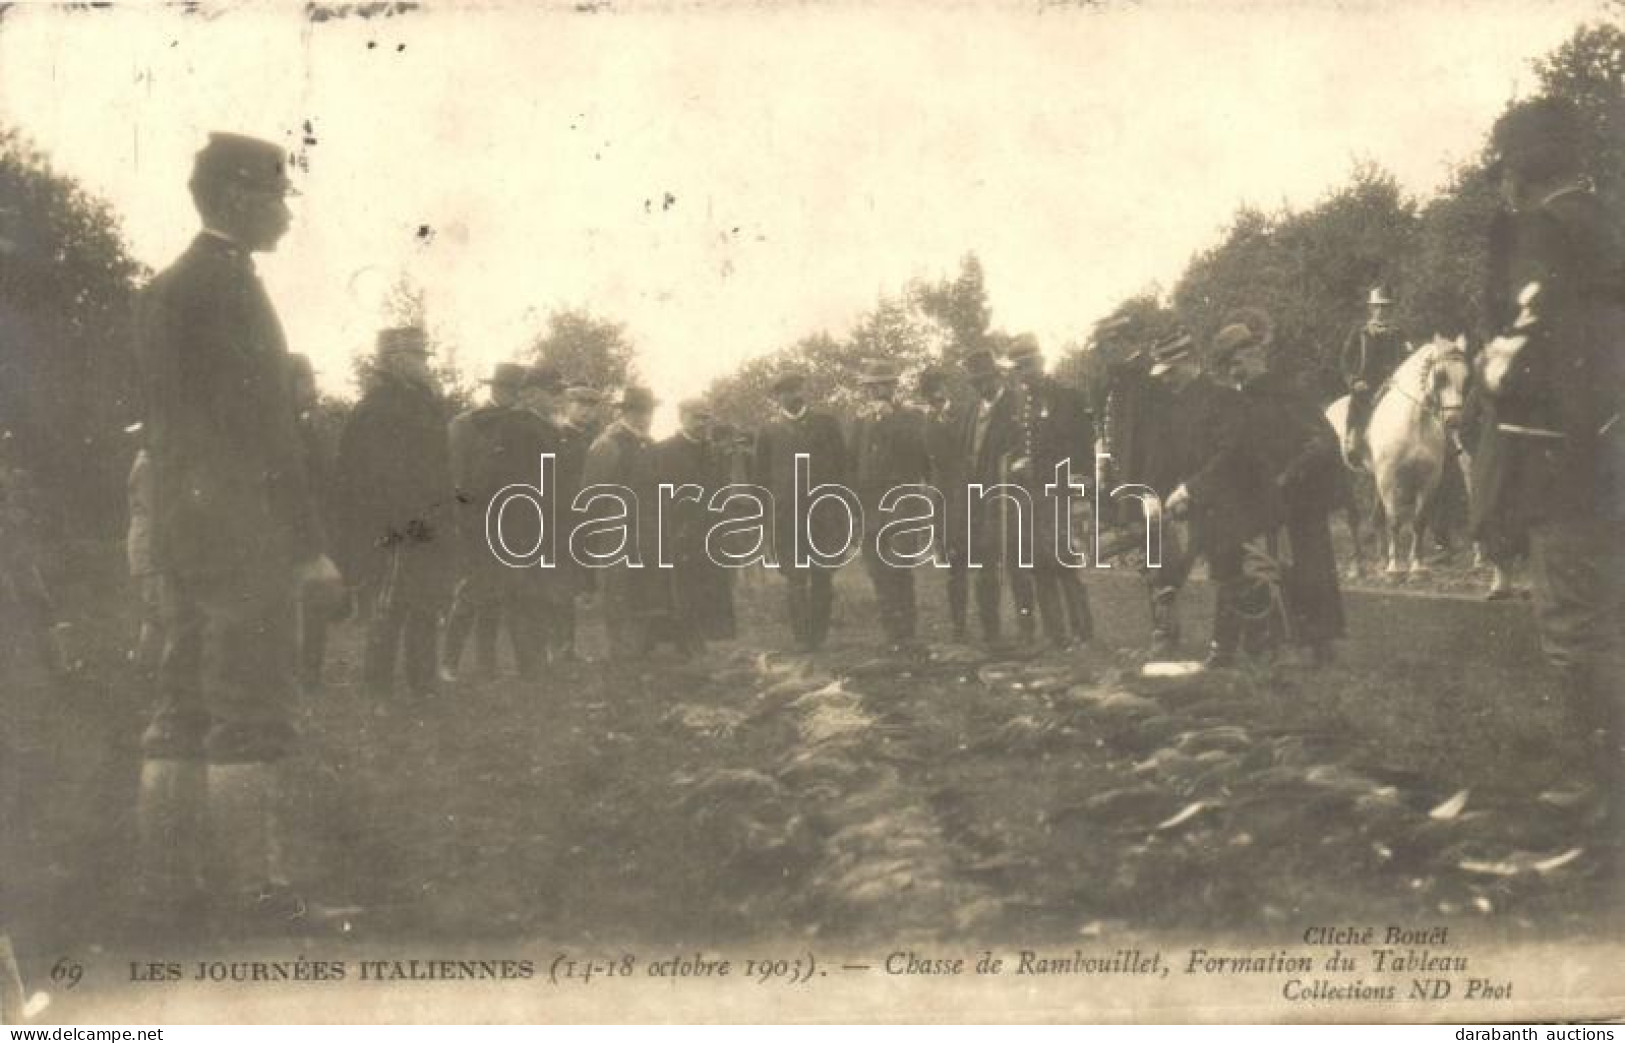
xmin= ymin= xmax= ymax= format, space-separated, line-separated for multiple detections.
xmin=136 ymin=759 xmax=208 ymax=929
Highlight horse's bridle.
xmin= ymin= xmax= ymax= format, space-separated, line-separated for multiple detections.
xmin=1378 ymin=342 xmax=1466 ymax=426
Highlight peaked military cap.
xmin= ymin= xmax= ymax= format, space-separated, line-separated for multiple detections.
xmin=191 ymin=133 xmax=296 ymax=195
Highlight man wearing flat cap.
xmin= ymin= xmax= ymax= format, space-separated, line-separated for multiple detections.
xmin=1479 ymin=96 xmax=1625 ymax=853
xmin=443 ymin=363 xmax=539 ymax=681
xmin=582 ymin=386 xmax=663 ymax=660
xmin=752 ymin=373 xmax=849 ymax=653
xmin=334 ymin=327 xmax=454 ymax=704
xmin=850 ymin=359 xmax=933 ymax=655
xmin=133 ymin=132 xmax=339 ymax=931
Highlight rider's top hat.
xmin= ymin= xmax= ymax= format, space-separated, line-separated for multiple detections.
xmin=1368 ymin=287 xmax=1394 ymax=306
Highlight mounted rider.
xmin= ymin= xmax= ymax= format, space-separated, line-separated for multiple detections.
xmin=1339 ymin=287 xmax=1409 ymax=466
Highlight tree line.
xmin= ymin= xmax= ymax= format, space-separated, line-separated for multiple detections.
xmin=1 ymin=22 xmax=1619 ymax=541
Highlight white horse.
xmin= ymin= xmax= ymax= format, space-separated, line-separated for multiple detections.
xmin=1326 ymin=334 xmax=1471 ymax=577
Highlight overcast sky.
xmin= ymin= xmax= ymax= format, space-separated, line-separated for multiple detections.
xmin=0 ymin=0 xmax=1607 ymax=431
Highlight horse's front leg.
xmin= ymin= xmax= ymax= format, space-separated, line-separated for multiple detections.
xmin=1407 ymin=516 xmax=1429 ymax=577
xmin=1385 ymin=514 xmax=1405 ymax=577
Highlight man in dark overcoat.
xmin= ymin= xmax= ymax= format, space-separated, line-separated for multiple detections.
xmin=1156 ymin=331 xmax=1280 ymax=667
xmin=850 ymin=359 xmax=933 ymax=653
xmin=581 ymin=386 xmax=662 ymax=660
xmin=133 ymin=133 xmax=339 ymax=930
xmin=334 ymin=327 xmax=454 ymax=703
xmin=752 ymin=373 xmax=849 ymax=652
xmin=1479 ymin=97 xmax=1625 ymax=846
xmin=1211 ymin=322 xmax=1345 ymax=664
xmin=650 ymin=400 xmax=733 ymax=655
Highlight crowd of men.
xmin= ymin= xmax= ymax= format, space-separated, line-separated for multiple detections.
xmin=2 ymin=90 xmax=1607 ymax=936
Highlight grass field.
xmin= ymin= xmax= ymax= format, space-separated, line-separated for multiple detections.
xmin=2 ymin=544 xmax=1616 ymax=969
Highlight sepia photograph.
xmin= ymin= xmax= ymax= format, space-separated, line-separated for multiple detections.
xmin=0 ymin=0 xmax=1621 ymax=1026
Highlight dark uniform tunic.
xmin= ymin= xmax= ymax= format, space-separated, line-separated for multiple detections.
xmin=1009 ymin=373 xmax=1095 ymax=646
xmin=752 ymin=408 xmax=849 ymax=651
xmin=334 ymin=372 xmax=453 ymax=697
xmin=851 ymin=402 xmax=932 ymax=646
xmin=136 ymin=233 xmax=323 ymax=763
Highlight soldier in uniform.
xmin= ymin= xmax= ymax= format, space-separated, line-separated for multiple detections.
xmin=850 ymin=359 xmax=933 ymax=655
xmin=1339 ymin=287 xmax=1410 ymax=466
xmin=961 ymin=348 xmax=1021 ymax=643
xmin=918 ymin=366 xmax=972 ymax=642
xmin=1156 ymin=330 xmax=1279 ymax=668
xmin=752 ymin=373 xmax=849 ymax=653
xmin=581 ymin=386 xmax=661 ymax=660
xmin=651 ymin=400 xmax=733 ymax=656
xmin=1005 ymin=339 xmax=1095 ymax=651
xmin=1210 ymin=321 xmax=1345 ymax=665
xmin=133 ymin=133 xmax=339 ymax=930
xmin=334 ymin=327 xmax=454 ymax=704
xmin=1478 ymin=97 xmax=1624 ymax=844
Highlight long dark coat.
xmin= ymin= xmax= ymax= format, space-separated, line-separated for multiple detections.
xmin=752 ymin=409 xmax=850 ymax=566
xmin=1165 ymin=375 xmax=1280 ymax=556
xmin=333 ymin=373 xmax=454 ymax=594
xmin=651 ymin=431 xmax=735 ymax=639
xmin=135 ymin=234 xmax=322 ymax=579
